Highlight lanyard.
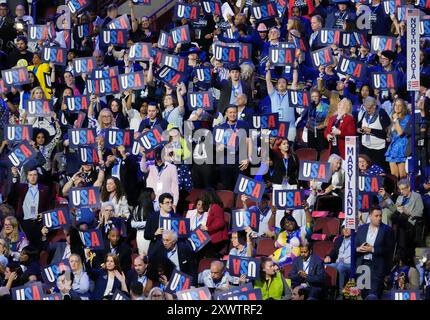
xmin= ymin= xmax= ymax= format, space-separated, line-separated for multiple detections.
xmin=167 ymin=248 xmax=176 ymax=259
xmin=277 ymin=92 xmax=287 ymax=105
xmin=228 ymin=122 xmax=238 ymax=132
xmin=401 ymin=197 xmax=410 ymax=206
xmin=149 ymin=120 xmax=157 ymax=129
xmin=341 ymin=240 xmax=351 ymax=256
xmin=303 ymin=261 xmax=310 ymax=274
xmin=157 ymin=164 xmax=167 ymax=178
xmin=29 ymin=187 xmax=39 ymax=201
xmin=283 ymin=158 xmax=289 ymax=172
xmin=195 ymin=213 xmax=204 ymax=228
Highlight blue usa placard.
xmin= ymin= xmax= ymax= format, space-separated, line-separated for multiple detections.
xmin=287 ymin=90 xmax=311 ymax=108
xmin=165 ymin=269 xmax=192 ymax=295
xmin=136 ymin=125 xmax=164 ymax=152
xmin=107 ymin=14 xmax=131 ymax=30
xmin=316 ymin=28 xmax=341 ymax=47
xmin=370 ymin=35 xmax=396 ymax=53
xmin=269 ymin=121 xmax=289 ymax=139
xmin=201 ymin=1 xmax=221 ymax=15
xmin=177 ymin=287 xmax=211 ymax=300
xmin=78 ymin=147 xmax=100 ymax=165
xmin=273 ymin=189 xmax=306 ymax=210
xmin=231 ymin=208 xmax=260 ymax=232
xmin=170 ymin=25 xmax=191 ymax=45
xmin=68 ymin=128 xmax=96 ymax=148
xmin=12 ymin=282 xmax=44 ymax=300
xmin=155 ymin=65 xmax=187 ymax=89
xmin=86 ymin=76 xmax=121 ymax=95
xmin=269 ymin=47 xmax=295 ymax=66
xmin=298 ymin=160 xmax=331 ymax=183
xmin=41 ymin=46 xmax=67 ymax=66
xmin=65 ymin=95 xmax=90 ymax=112
xmin=90 ymin=66 xmax=119 ymax=79
xmin=79 ymin=228 xmax=104 ymax=250
xmin=160 ymin=217 xmax=190 ymax=238
xmin=27 ymin=24 xmax=54 ymax=42
xmin=105 ymin=129 xmax=134 ymax=148
xmin=161 ymin=54 xmax=187 ymax=73
xmin=174 ymin=3 xmax=201 ymax=21
xmin=371 ymin=72 xmax=397 ymax=90
xmin=67 ymin=0 xmax=90 ymax=14
xmin=100 ymin=29 xmax=128 ymax=48
xmin=226 ymin=288 xmax=263 ymax=300
xmin=129 ymin=42 xmax=152 ymax=61
xmin=234 ymin=174 xmax=265 ymax=203
xmin=250 ymin=113 xmax=279 ymax=129
xmin=335 ymin=56 xmax=367 ymax=81
xmin=42 ymin=208 xmax=71 ymax=231
xmin=228 ymin=255 xmax=260 ymax=280
xmin=7 ymin=140 xmax=37 ymax=168
xmin=420 ymin=17 xmax=430 ymax=36
xmin=41 ymin=259 xmax=71 ymax=287
xmin=4 ymin=125 xmax=33 ymax=142
xmin=188 ymin=226 xmax=211 ymax=252
xmin=252 ymin=2 xmax=278 ymax=21
xmin=73 ymin=57 xmax=96 ymax=75
xmin=25 ymin=99 xmax=53 ymax=117
xmin=2 ymin=67 xmax=30 ymax=86
xmin=119 ymin=71 xmax=146 ymax=91
xmin=311 ymin=47 xmax=334 ymax=68
xmin=213 ymin=45 xmax=240 ymax=63
xmin=187 ymin=91 xmax=213 ymax=111
xmin=70 ymin=187 xmax=100 ymax=209
xmin=195 ymin=66 xmax=212 ymax=84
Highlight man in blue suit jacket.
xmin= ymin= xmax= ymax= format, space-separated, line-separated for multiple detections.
xmin=355 ymin=206 xmax=395 ymax=299
xmin=290 ymin=242 xmax=326 ymax=300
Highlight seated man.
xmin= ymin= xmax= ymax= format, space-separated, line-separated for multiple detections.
xmin=198 ymin=260 xmax=230 ymax=291
xmin=289 ymin=242 xmax=326 ymax=299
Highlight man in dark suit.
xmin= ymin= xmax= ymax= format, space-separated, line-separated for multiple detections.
xmin=355 ymin=206 xmax=395 ymax=299
xmin=8 ymin=167 xmax=53 ymax=249
xmin=151 ymin=230 xmax=197 ymax=285
xmin=126 ymin=255 xmax=149 ymax=291
xmin=211 ymin=64 xmax=252 ymax=115
xmin=290 ymin=242 xmax=326 ymax=300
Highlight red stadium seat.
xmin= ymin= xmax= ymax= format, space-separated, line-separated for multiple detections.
xmin=283 ymin=264 xmax=293 ymax=279
xmin=319 ymin=149 xmax=330 ymax=162
xmin=313 ymin=241 xmax=335 ymax=260
xmin=256 ymin=238 xmax=275 ymax=257
xmin=185 ymin=189 xmax=205 ymax=205
xmin=313 ymin=217 xmax=341 ymax=238
xmin=49 ymin=229 xmax=66 ymax=243
xmin=325 ymin=266 xmax=338 ymax=299
xmin=295 ymin=148 xmax=318 ymax=162
xmin=198 ymin=258 xmax=217 ymax=274
xmin=216 ymin=190 xmax=235 ymax=210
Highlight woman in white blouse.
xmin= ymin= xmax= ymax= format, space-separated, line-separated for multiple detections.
xmin=100 ymin=177 xmax=130 ymax=219
xmin=186 ymin=199 xmax=208 ymax=231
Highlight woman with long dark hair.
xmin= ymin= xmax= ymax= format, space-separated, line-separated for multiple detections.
xmin=131 ymin=188 xmax=156 ymax=255
xmin=199 ymin=189 xmax=229 ymax=258
xmin=108 ymin=98 xmax=129 ymax=129
xmin=267 ymin=139 xmax=299 ymax=189
xmin=100 ymin=177 xmax=130 ymax=219
xmin=254 ymin=257 xmax=291 ymax=300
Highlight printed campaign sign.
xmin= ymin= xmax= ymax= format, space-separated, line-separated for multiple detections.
xmin=354 ymin=31 xmax=369 ymax=48
xmin=160 ymin=54 xmax=187 ymax=73
xmin=358 ymin=192 xmax=379 ymax=212
xmin=177 ymin=287 xmax=211 ymax=300
xmin=12 ymin=282 xmax=44 ymax=300
xmin=213 ymin=44 xmax=240 ymax=63
xmin=269 ymin=121 xmax=289 ymax=139
xmin=195 ymin=66 xmax=212 ymax=84
xmin=41 ymin=259 xmax=71 ymax=287
xmin=78 ymin=147 xmax=100 ymax=164
xmin=397 ymin=6 xmax=407 ymax=22
xmin=337 ymin=31 xmax=359 ymax=49
xmin=129 ymin=42 xmax=152 ymax=61
xmin=41 ymin=46 xmax=67 ymax=66
xmin=7 ymin=140 xmax=37 ymax=168
xmin=416 ymin=0 xmax=430 ymax=10
xmin=170 ymin=25 xmax=191 ymax=45
xmin=187 ymin=91 xmax=213 ymax=111
xmin=75 ymin=23 xmax=93 ymax=42
xmin=2 ymin=67 xmax=30 ymax=86
xmin=165 ymin=269 xmax=193 ymax=294
xmin=119 ymin=71 xmax=146 ymax=91
xmin=105 ymin=129 xmax=134 ymax=149
xmin=371 ymin=35 xmax=396 ymax=53
xmin=357 ymin=175 xmax=382 ymax=212
xmin=250 ymin=113 xmax=279 ymax=129
xmin=73 ymin=57 xmax=96 ymax=75
xmin=234 ymin=174 xmax=265 ymax=203
xmin=228 ymin=255 xmax=260 ymax=280
xmin=136 ymin=125 xmax=164 ymax=152
xmin=75 ymin=112 xmax=86 ymax=129
xmin=0 ymin=79 xmax=7 ymax=94
xmin=214 ymin=283 xmax=254 ymax=300
xmin=287 ymin=90 xmax=311 ymax=108
xmin=4 ymin=125 xmax=32 ymax=142
xmin=188 ymin=226 xmax=211 ymax=252
xmin=157 ymin=30 xmax=174 ymax=50
xmin=108 ymin=14 xmax=131 ymax=30
xmin=238 ymin=43 xmax=252 ymax=62
xmin=316 ymin=28 xmax=341 ymax=46
xmin=27 ymin=24 xmax=53 ymax=42
xmin=371 ymin=72 xmax=398 ymax=89
xmin=226 ymin=288 xmax=263 ymax=300
xmin=79 ymin=228 xmax=104 ymax=249
xmin=202 ymin=1 xmax=222 ymax=16
xmin=68 ymin=128 xmax=96 ymax=148
xmin=90 ymin=66 xmax=119 ymax=79
xmin=231 ymin=208 xmax=260 ymax=232
xmin=174 ymin=3 xmax=201 ymax=21
xmin=42 ymin=293 xmax=62 ymax=300
xmin=155 ymin=65 xmax=187 ymax=89
xmin=70 ymin=187 xmax=100 ymax=209
xmin=391 ymin=290 xmax=421 ymax=300
xmin=112 ymin=290 xmax=130 ymax=300
xmin=268 ymin=47 xmax=295 ymax=66
xmin=299 ymin=160 xmax=331 ymax=183
xmin=383 ymin=0 xmax=405 ymax=15
xmin=100 ymin=29 xmax=128 ymax=48
xmin=67 ymin=0 xmax=90 ymax=14
xmin=160 ymin=217 xmax=190 ymax=238
xmin=42 ymin=208 xmax=71 ymax=230
xmin=335 ymin=56 xmax=367 ymax=81
xmin=344 ymin=136 xmax=358 ymax=229
xmin=65 ymin=96 xmax=90 ymax=112
xmin=86 ymin=77 xmax=121 ymax=95
xmin=252 ymin=2 xmax=278 ymax=21
xmin=291 ymin=33 xmax=309 ymax=52
xmin=25 ymin=99 xmax=53 ymax=117
xmin=273 ymin=189 xmax=306 ymax=210
xmin=311 ymin=47 xmax=334 ymax=68
xmin=420 ymin=17 xmax=430 ymax=36
xmin=132 ymin=0 xmax=151 ymax=4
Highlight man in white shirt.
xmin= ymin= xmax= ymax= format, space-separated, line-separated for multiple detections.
xmin=198 ymin=260 xmax=230 ymax=291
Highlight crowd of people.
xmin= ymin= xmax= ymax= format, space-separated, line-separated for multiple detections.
xmin=0 ymin=0 xmax=429 ymax=301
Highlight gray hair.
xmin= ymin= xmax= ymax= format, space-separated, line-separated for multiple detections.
xmin=328 ymin=153 xmax=342 ymax=164
xmin=240 ymin=62 xmax=255 ymax=81
xmin=398 ymin=178 xmax=410 ymax=188
xmin=162 ymin=229 xmax=178 ymax=243
xmin=363 ymin=96 xmax=377 ymax=107
xmin=211 ymin=260 xmax=225 ymax=270
xmin=101 ymin=201 xmax=115 ymax=210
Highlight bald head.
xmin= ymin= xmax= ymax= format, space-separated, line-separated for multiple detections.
xmin=210 ymin=261 xmax=225 ymax=281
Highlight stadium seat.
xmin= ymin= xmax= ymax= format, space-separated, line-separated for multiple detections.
xmin=313 ymin=217 xmax=341 ymax=238
xmin=295 ymin=148 xmax=318 ymax=162
xmin=39 ymin=250 xmax=50 ymax=268
xmin=185 ymin=189 xmax=205 ymax=205
xmin=49 ymin=229 xmax=66 ymax=243
xmin=224 ymin=212 xmax=231 ymax=230
xmin=382 ymin=174 xmax=398 ymax=195
xmin=198 ymin=258 xmax=217 ymax=274
xmin=216 ymin=190 xmax=235 ymax=210
xmin=256 ymin=238 xmax=275 ymax=257
xmin=313 ymin=241 xmax=335 ymax=260
xmin=283 ymin=264 xmax=293 ymax=279
xmin=319 ymin=149 xmax=330 ymax=162
xmin=325 ymin=266 xmax=338 ymax=300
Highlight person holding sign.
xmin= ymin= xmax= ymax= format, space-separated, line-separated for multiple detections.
xmin=0 ymin=216 xmax=29 ymax=262
xmin=186 ymin=198 xmax=208 ymax=232
xmin=227 ymin=229 xmax=255 ymax=285
xmin=324 ymin=98 xmax=356 ymax=159
xmin=28 ymin=52 xmax=52 ymax=99
xmin=198 ymin=260 xmax=230 ymax=291
xmin=254 ymin=257 xmax=292 ymax=300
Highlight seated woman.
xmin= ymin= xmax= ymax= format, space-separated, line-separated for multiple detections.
xmin=100 ymin=177 xmax=130 ymax=219
xmin=389 ymin=255 xmax=420 ymax=291
xmin=358 ymin=153 xmax=385 ymax=176
xmin=271 ymin=215 xmax=307 ymax=267
xmin=90 ymin=253 xmax=128 ymax=300
xmin=254 ymin=257 xmax=291 ymax=300
xmin=144 ymin=256 xmax=175 ymax=297
xmin=18 ymin=246 xmax=40 ymax=281
xmin=0 ymin=216 xmax=29 ymax=262
xmin=186 ymin=197 xmax=208 ymax=231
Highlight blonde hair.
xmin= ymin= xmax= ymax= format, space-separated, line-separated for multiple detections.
xmin=392 ymin=98 xmax=409 ymax=120
xmin=338 ymin=98 xmax=352 ymax=115
xmin=0 ymin=216 xmax=20 ymax=243
xmin=0 ymin=238 xmax=11 ymax=257
xmin=69 ymin=254 xmax=83 ymax=276
xmin=97 ymin=108 xmax=116 ymax=129
xmin=30 ymin=86 xmax=46 ymax=99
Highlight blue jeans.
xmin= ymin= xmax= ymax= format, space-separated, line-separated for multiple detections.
xmin=327 ymin=262 xmax=351 ymax=295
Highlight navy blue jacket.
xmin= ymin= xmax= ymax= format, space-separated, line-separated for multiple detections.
xmin=290 ymin=254 xmax=326 ymax=289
